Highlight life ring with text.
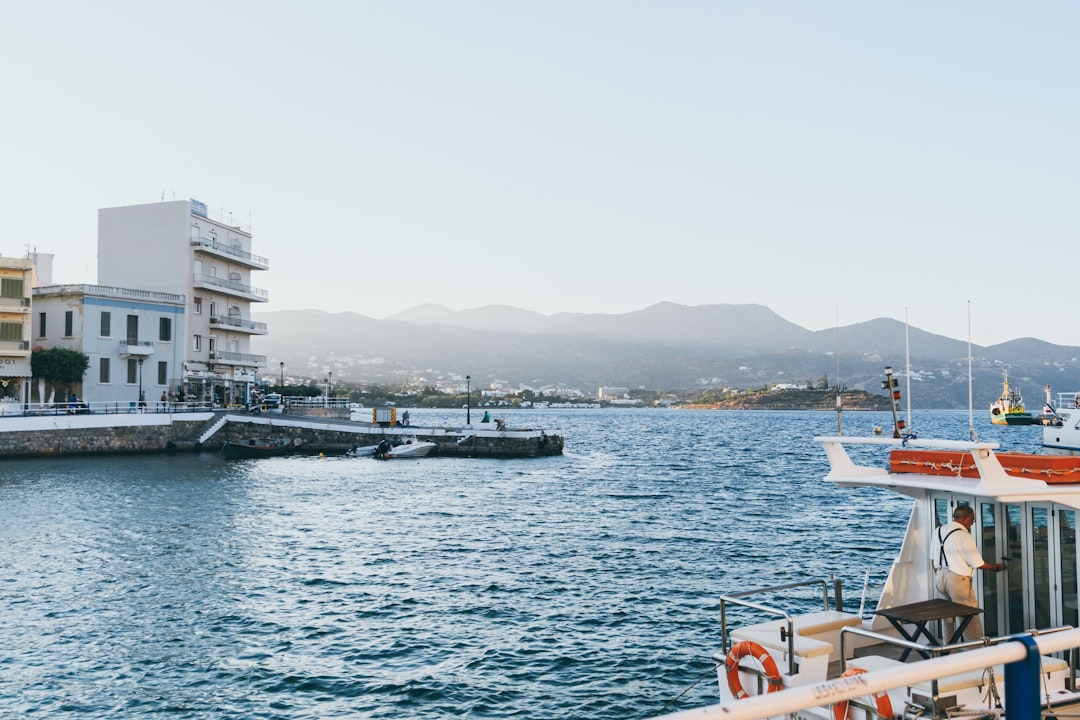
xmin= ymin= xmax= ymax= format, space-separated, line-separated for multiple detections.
xmin=832 ymin=667 xmax=893 ymax=720
xmin=725 ymin=640 xmax=783 ymax=699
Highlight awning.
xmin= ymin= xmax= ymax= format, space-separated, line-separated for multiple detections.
xmin=0 ymin=356 xmax=32 ymax=377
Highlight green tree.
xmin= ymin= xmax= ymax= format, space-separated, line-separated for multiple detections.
xmin=31 ymin=347 xmax=90 ymax=402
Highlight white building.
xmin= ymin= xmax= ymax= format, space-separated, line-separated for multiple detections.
xmin=32 ymin=284 xmax=186 ymax=406
xmin=97 ymin=199 xmax=269 ymax=405
xmin=0 ymin=255 xmax=36 ymax=407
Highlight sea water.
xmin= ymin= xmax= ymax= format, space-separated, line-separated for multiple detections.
xmin=0 ymin=409 xmax=1046 ymax=719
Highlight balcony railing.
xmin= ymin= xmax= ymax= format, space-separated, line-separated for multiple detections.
xmin=120 ymin=340 xmax=155 ymax=356
xmin=190 ymin=237 xmax=269 ymax=269
xmin=209 ymin=315 xmax=268 ymax=334
xmin=193 ymin=273 xmax=269 ymax=301
xmin=209 ymin=350 xmax=266 ymax=366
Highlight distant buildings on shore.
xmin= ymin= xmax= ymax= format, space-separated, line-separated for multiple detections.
xmin=1 ymin=198 xmax=268 ymax=408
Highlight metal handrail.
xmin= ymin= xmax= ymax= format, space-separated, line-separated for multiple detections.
xmin=720 ymin=579 xmax=838 ymax=677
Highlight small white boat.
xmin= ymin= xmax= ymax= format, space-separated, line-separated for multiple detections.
xmin=376 ymin=436 xmax=436 ymax=459
xmin=345 ymin=443 xmax=380 ymax=458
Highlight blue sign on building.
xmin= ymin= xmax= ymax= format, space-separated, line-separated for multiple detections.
xmin=190 ymin=198 xmax=208 ymax=218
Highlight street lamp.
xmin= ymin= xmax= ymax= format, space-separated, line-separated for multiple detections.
xmin=329 ymin=371 xmax=333 ymax=405
xmin=137 ymin=357 xmax=144 ymax=411
xmin=279 ymin=361 xmax=284 ymax=389
xmin=466 ymin=374 xmax=471 ymax=425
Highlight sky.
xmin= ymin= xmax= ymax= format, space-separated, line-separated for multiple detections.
xmin=3 ymin=2 xmax=1078 ymax=347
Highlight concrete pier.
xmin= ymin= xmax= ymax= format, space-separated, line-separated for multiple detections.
xmin=0 ymin=411 xmax=564 ymax=458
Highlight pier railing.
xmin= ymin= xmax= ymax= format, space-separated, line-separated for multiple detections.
xmin=0 ymin=400 xmax=213 ymax=417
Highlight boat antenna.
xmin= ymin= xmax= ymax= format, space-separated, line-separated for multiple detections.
xmin=835 ymin=301 xmax=842 ymax=436
xmin=968 ymin=301 xmax=978 ymax=441
xmin=882 ymin=366 xmax=904 ymax=438
xmin=904 ymin=307 xmax=913 ymax=435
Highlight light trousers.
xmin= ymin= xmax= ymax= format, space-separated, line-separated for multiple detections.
xmin=935 ymin=567 xmax=984 ymax=641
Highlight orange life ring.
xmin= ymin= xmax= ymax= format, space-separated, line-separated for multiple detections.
xmin=832 ymin=667 xmax=893 ymax=720
xmin=725 ymin=640 xmax=783 ymax=699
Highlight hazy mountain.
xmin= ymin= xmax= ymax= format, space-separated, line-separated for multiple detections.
xmin=251 ymin=303 xmax=1080 ymax=409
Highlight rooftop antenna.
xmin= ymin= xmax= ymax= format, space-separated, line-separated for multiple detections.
xmin=968 ymin=300 xmax=978 ymax=441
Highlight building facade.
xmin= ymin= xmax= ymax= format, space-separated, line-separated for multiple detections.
xmin=97 ymin=199 xmax=269 ymax=406
xmin=0 ymin=256 xmax=35 ymax=408
xmin=32 ymin=284 xmax=186 ymax=406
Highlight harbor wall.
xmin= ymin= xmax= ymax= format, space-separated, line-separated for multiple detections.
xmin=0 ymin=413 xmax=563 ymax=458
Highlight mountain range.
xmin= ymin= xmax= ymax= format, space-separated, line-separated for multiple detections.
xmin=251 ymin=302 xmax=1080 ymax=409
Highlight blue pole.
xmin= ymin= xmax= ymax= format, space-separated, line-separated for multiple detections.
xmin=1004 ymin=635 xmax=1041 ymax=720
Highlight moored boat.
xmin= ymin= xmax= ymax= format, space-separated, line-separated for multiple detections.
xmin=989 ymin=369 xmax=1034 ymax=425
xmin=374 ymin=436 xmax=436 ymax=459
xmin=222 ymin=437 xmax=297 ymax=459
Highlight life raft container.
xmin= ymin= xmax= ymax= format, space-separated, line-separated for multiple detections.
xmin=832 ymin=667 xmax=893 ymax=720
xmin=725 ymin=640 xmax=783 ymax=699
xmin=890 ymin=449 xmax=1080 ymax=484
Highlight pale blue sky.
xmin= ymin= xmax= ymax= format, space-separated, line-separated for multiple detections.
xmin=4 ymin=2 xmax=1077 ymax=347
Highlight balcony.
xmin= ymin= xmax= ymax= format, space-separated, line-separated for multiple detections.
xmin=0 ymin=296 xmax=31 ymax=312
xmin=209 ymin=350 xmax=266 ymax=367
xmin=0 ymin=339 xmax=29 ymax=353
xmin=190 ymin=237 xmax=269 ymax=270
xmin=193 ymin=273 xmax=269 ymax=302
xmin=120 ymin=340 xmax=155 ymax=357
xmin=209 ymin=314 xmax=268 ymax=334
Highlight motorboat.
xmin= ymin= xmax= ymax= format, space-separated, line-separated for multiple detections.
xmin=222 ymin=437 xmax=296 ymax=459
xmin=374 ymin=436 xmax=436 ymax=459
xmin=690 ymin=430 xmax=1080 ymax=720
xmin=989 ymin=369 xmax=1034 ymax=425
xmin=345 ymin=443 xmax=381 ymax=458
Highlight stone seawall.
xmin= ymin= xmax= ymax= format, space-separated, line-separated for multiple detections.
xmin=0 ymin=412 xmax=563 ymax=459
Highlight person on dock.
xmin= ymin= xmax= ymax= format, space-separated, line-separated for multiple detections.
xmin=931 ymin=505 xmax=1005 ymax=641
xmin=481 ymin=411 xmax=490 ymax=423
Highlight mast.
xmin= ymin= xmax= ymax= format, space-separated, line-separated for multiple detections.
xmin=905 ymin=307 xmax=912 ymax=435
xmin=968 ymin=301 xmax=978 ymax=441
xmin=835 ymin=301 xmax=842 ymax=435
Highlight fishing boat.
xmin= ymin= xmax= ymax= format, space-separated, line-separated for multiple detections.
xmin=989 ymin=370 xmax=1034 ymax=425
xmin=689 ymin=432 xmax=1080 ymax=720
xmin=222 ymin=437 xmax=296 ymax=459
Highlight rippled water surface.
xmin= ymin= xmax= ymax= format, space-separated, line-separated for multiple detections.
xmin=0 ymin=409 xmax=1046 ymax=718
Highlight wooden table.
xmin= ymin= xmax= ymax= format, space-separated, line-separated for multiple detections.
xmin=873 ymin=598 xmax=984 ymax=660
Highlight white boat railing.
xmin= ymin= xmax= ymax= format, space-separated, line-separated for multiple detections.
xmin=650 ymin=628 xmax=1080 ymax=720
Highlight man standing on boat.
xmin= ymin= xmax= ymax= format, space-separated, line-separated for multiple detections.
xmin=931 ymin=505 xmax=1005 ymax=641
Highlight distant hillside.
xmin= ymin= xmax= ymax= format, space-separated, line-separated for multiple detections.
xmin=251 ymin=303 xmax=1080 ymax=409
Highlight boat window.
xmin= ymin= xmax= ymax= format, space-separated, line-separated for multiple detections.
xmin=933 ymin=498 xmax=950 ymax=528
xmin=1005 ymin=505 xmax=1025 ymax=631
xmin=979 ymin=502 xmax=1002 ymax=636
xmin=1060 ymin=509 xmax=1078 ymax=629
xmin=1032 ymin=507 xmax=1051 ymax=629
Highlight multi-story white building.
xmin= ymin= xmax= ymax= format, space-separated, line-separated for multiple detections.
xmin=97 ymin=198 xmax=269 ymax=405
xmin=32 ymin=284 xmax=186 ymax=406
xmin=0 ymin=255 xmax=35 ymax=407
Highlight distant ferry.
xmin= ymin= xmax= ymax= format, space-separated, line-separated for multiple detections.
xmin=525 ymin=401 xmax=600 ymax=409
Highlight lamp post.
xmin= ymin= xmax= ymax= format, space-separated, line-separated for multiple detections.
xmin=329 ymin=371 xmax=333 ymax=406
xmin=279 ymin=361 xmax=284 ymax=389
xmin=137 ymin=357 xmax=144 ymax=411
xmin=466 ymin=374 xmax=471 ymax=425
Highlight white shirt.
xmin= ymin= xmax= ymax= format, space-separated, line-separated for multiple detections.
xmin=931 ymin=520 xmax=986 ymax=577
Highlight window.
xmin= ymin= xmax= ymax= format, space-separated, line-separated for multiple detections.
xmin=99 ymin=357 xmax=111 ymax=383
xmin=157 ymin=361 xmax=167 ymax=386
xmin=0 ymin=277 xmax=23 ymax=298
xmin=126 ymin=315 xmax=138 ymax=344
xmin=193 ymin=335 xmax=202 ymax=352
xmin=193 ymin=297 xmax=202 ymax=315
xmin=64 ymin=311 xmax=73 ymax=337
xmin=159 ymin=317 xmax=172 ymax=342
xmin=100 ymin=311 xmax=111 ymax=337
xmin=127 ymin=359 xmax=138 ymax=384
xmin=0 ymin=322 xmax=21 ymax=341
xmin=38 ymin=312 xmax=46 ymax=337
xmin=208 ymin=301 xmax=216 ymax=317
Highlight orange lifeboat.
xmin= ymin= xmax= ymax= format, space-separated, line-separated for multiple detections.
xmin=890 ymin=449 xmax=1080 ymax=484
